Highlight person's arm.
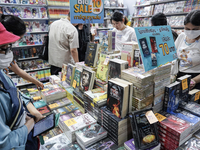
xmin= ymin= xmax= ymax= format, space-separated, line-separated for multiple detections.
xmin=191 ymin=75 xmax=200 ymax=89
xmin=9 ymin=62 xmax=44 ymax=89
xmin=70 ymin=48 xmax=79 ymax=63
xmin=27 ymin=102 xmax=44 ymax=122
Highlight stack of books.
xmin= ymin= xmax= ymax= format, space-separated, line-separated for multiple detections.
xmin=75 ymin=123 xmax=107 ymax=149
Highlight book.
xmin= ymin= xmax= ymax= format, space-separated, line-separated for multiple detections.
xmin=48 ymin=97 xmax=72 ymax=110
xmin=86 ymin=138 xmax=118 ymax=150
xmin=179 ymin=101 xmax=200 ymax=117
xmin=121 ymin=42 xmax=139 ymax=68
xmin=65 ymin=142 xmax=82 ymax=150
xmin=163 ymin=81 xmax=181 ymax=114
xmin=40 ymin=133 xmax=70 ymax=150
xmin=37 ymin=105 xmax=51 ymax=115
xmin=177 ymin=75 xmax=191 ymax=102
xmin=188 ymin=89 xmax=200 ymax=103
xmin=130 ymin=108 xmax=159 ymax=150
xmin=80 ymin=67 xmax=96 ymax=92
xmin=109 ymin=58 xmax=128 ymax=79
xmin=73 ymin=68 xmax=82 ymax=89
xmin=66 ymin=63 xmax=76 ymax=86
xmin=33 ymin=100 xmax=47 ymax=109
xmin=107 ymin=79 xmax=129 ymax=118
xmin=85 ymin=43 xmax=99 ymax=68
xmin=75 ymin=123 xmax=107 ymax=148
xmin=54 ymin=104 xmax=79 ymax=115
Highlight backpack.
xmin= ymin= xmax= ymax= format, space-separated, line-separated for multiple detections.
xmin=39 ymin=35 xmax=49 ymax=61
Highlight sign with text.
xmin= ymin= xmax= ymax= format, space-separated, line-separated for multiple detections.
xmin=70 ymin=0 xmax=104 ymax=24
xmin=135 ymin=25 xmax=177 ymax=72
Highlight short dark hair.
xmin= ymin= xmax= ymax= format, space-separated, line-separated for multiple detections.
xmin=111 ymin=11 xmax=128 ymax=25
xmin=0 ymin=14 xmax=26 ymax=36
xmin=184 ymin=10 xmax=200 ymax=26
xmin=151 ymin=13 xmax=167 ymax=26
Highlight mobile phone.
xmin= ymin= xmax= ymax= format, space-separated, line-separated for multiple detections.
xmin=33 ymin=113 xmax=55 ymax=137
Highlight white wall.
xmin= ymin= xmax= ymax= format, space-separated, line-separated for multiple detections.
xmin=123 ymin=0 xmax=137 ymax=16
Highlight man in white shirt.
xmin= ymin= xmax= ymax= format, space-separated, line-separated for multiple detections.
xmin=49 ymin=13 xmax=79 ymax=75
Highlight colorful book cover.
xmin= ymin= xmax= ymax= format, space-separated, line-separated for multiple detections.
xmin=75 ymin=123 xmax=107 ymax=144
xmin=80 ymin=68 xmax=93 ymax=92
xmin=33 ymin=100 xmax=46 ymax=109
xmin=37 ymin=106 xmax=50 ymax=115
xmin=52 ymin=126 xmax=63 ymax=136
xmin=31 ymin=7 xmax=40 ymax=18
xmin=96 ymin=53 xmax=109 ymax=81
xmin=60 ymin=113 xmax=76 ymax=122
xmin=55 ymin=104 xmax=78 ymax=115
xmin=73 ymin=69 xmax=82 ymax=89
xmin=23 ymin=7 xmax=32 ymax=18
xmin=65 ymin=142 xmax=82 ymax=150
xmin=40 ymin=7 xmax=47 ymax=18
xmin=66 ymin=64 xmax=75 ymax=86
xmin=86 ymin=138 xmax=118 ymax=150
xmin=107 ymin=81 xmax=124 ymax=119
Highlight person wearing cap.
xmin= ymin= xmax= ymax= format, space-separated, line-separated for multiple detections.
xmin=0 ymin=14 xmax=44 ymax=90
xmin=0 ymin=22 xmax=43 ymax=149
xmin=151 ymin=13 xmax=178 ymax=41
xmin=111 ymin=11 xmax=137 ymax=51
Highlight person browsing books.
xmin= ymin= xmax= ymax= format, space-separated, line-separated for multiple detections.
xmin=49 ymin=12 xmax=79 ymax=75
xmin=111 ymin=11 xmax=137 ymax=51
xmin=0 ymin=14 xmax=44 ymax=90
xmin=175 ymin=10 xmax=200 ymax=89
xmin=0 ymin=22 xmax=46 ymax=150
xmin=151 ymin=13 xmax=178 ymax=41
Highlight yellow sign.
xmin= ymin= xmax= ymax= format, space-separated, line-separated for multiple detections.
xmin=64 ymin=118 xmax=77 ymax=127
xmin=73 ymin=80 xmax=77 ymax=89
xmin=182 ymin=79 xmax=188 ymax=91
xmin=49 ymin=103 xmax=59 ymax=109
xmin=155 ymin=113 xmax=166 ymax=122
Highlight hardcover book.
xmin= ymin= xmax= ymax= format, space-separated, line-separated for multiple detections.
xmin=85 ymin=42 xmax=99 ymax=68
xmin=66 ymin=63 xmax=76 ymax=86
xmin=107 ymin=79 xmax=129 ymax=118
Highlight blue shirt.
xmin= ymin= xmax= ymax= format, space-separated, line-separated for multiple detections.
xmin=0 ymin=70 xmax=30 ymax=150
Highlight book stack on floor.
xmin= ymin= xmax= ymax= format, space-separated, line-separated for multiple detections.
xmin=75 ymin=123 xmax=108 ymax=149
xmin=58 ymin=113 xmax=97 ymax=142
xmin=121 ymin=67 xmax=154 ymax=110
xmin=101 ymin=106 xmax=132 ymax=146
xmin=84 ymin=88 xmax=107 ymax=124
xmin=153 ymin=64 xmax=171 ymax=113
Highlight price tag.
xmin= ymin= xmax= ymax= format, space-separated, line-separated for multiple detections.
xmin=145 ymin=110 xmax=158 ymax=124
xmin=33 ymin=96 xmax=42 ymax=101
xmin=91 ymin=103 xmax=94 ymax=108
xmin=72 ymin=80 xmax=77 ymax=89
xmin=182 ymin=78 xmax=188 ymax=91
xmin=195 ymin=92 xmax=200 ymax=101
xmin=64 ymin=118 xmax=77 ymax=127
xmin=49 ymin=103 xmax=59 ymax=109
xmin=155 ymin=113 xmax=166 ymax=122
xmin=103 ymin=56 xmax=110 ymax=65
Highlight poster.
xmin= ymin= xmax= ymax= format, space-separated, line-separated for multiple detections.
xmin=70 ymin=0 xmax=104 ymax=24
xmin=135 ymin=25 xmax=177 ymax=72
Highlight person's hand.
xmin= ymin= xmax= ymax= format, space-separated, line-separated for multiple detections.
xmin=190 ymin=79 xmax=196 ymax=90
xmin=25 ymin=116 xmax=35 ymax=133
xmin=34 ymin=113 xmax=44 ymax=123
xmin=36 ymin=81 xmax=44 ymax=90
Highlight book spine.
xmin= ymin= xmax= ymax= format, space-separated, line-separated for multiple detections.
xmin=159 ymin=130 xmax=179 ymax=146
xmin=159 ymin=126 xmax=180 ymax=142
xmin=163 ymin=86 xmax=169 ymax=111
xmin=159 ymin=135 xmax=178 ymax=149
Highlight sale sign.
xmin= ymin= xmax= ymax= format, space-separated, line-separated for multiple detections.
xmin=134 ymin=25 xmax=177 ymax=72
xmin=70 ymin=0 xmax=104 ymax=24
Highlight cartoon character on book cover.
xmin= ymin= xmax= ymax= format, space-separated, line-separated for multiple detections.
xmin=40 ymin=7 xmax=47 ymax=18
xmin=80 ymin=69 xmax=92 ymax=92
xmin=23 ymin=7 xmax=31 ymax=18
xmin=3 ymin=7 xmax=13 ymax=15
xmin=82 ymin=124 xmax=105 ymax=138
xmin=31 ymin=8 xmax=40 ymax=18
xmin=12 ymin=7 xmax=21 ymax=17
xmin=66 ymin=142 xmax=82 ymax=150
xmin=107 ymin=82 xmax=123 ymax=118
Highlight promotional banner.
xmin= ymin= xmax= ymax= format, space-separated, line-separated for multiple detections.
xmin=70 ymin=0 xmax=104 ymax=24
xmin=134 ymin=25 xmax=177 ymax=72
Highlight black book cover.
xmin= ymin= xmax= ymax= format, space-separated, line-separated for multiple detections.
xmin=24 ymin=48 xmax=29 ymax=58
xmin=109 ymin=61 xmax=121 ymax=79
xmin=66 ymin=64 xmax=73 ymax=86
xmin=80 ymin=69 xmax=92 ymax=92
xmin=85 ymin=43 xmax=98 ymax=67
xmin=107 ymin=81 xmax=124 ymax=119
xmin=139 ymin=38 xmax=150 ymax=57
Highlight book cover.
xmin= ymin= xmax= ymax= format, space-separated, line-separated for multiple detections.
xmin=65 ymin=142 xmax=82 ymax=150
xmin=33 ymin=100 xmax=46 ymax=109
xmin=179 ymin=101 xmax=200 ymax=117
xmin=43 ymin=129 xmax=55 ymax=142
xmin=96 ymin=53 xmax=109 ymax=81
xmin=23 ymin=7 xmax=32 ymax=18
xmin=188 ymin=89 xmax=200 ymax=103
xmin=40 ymin=133 xmax=70 ymax=150
xmin=48 ymin=97 xmax=71 ymax=110
xmin=124 ymin=139 xmax=136 ymax=150
xmin=37 ymin=106 xmax=51 ymax=115
xmin=80 ymin=68 xmax=93 ymax=92
xmin=73 ymin=69 xmax=82 ymax=88
xmin=85 ymin=43 xmax=99 ymax=67
xmin=31 ymin=7 xmax=40 ymax=18
xmin=75 ymin=123 xmax=107 ymax=145
xmin=107 ymin=81 xmax=124 ymax=119
xmin=66 ymin=64 xmax=75 ymax=86
xmin=86 ymin=138 xmax=118 ymax=150
xmin=55 ymin=104 xmax=78 ymax=115
xmin=52 ymin=126 xmax=63 ymax=136
xmin=109 ymin=60 xmax=121 ymax=79
xmin=60 ymin=113 xmax=76 ymax=122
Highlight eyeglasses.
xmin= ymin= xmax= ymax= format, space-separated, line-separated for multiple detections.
xmin=0 ymin=44 xmax=12 ymax=55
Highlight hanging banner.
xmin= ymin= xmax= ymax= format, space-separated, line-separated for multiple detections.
xmin=70 ymin=0 xmax=104 ymax=24
xmin=134 ymin=25 xmax=177 ymax=72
